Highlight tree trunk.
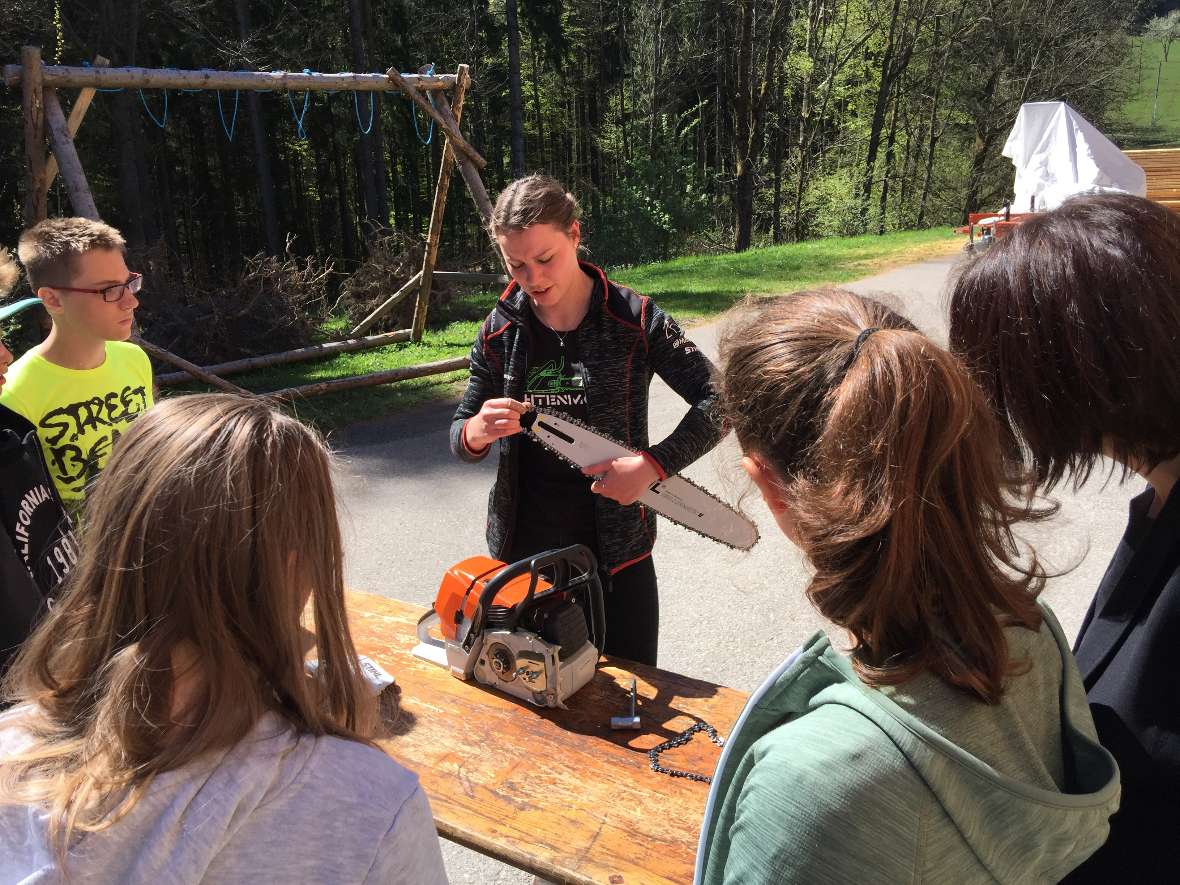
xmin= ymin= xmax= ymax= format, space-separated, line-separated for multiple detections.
xmin=114 ymin=93 xmax=147 ymax=248
xmin=103 ymin=0 xmax=149 ymax=247
xmin=506 ymin=0 xmax=525 ymax=177
xmin=327 ymin=105 xmax=359 ymax=263
xmin=155 ymin=138 xmax=181 ymax=259
xmin=313 ymin=128 xmax=337 ymax=257
xmin=617 ymin=6 xmax=628 ymax=163
xmin=183 ymin=101 xmax=216 ymax=277
xmin=531 ymin=31 xmax=547 ymax=167
xmin=916 ymin=15 xmax=946 ymax=227
xmin=877 ymin=85 xmax=900 ymax=234
xmin=792 ymin=0 xmax=818 ymax=242
xmin=348 ymin=0 xmax=388 ymax=237
xmin=732 ymin=0 xmax=792 ymax=252
xmin=963 ymin=69 xmax=1001 ymax=221
xmin=859 ymin=0 xmax=903 ymax=230
xmin=234 ymin=0 xmax=281 ymax=255
xmin=772 ymin=82 xmax=784 ymax=243
xmin=649 ymin=0 xmax=664 ymax=153
xmin=212 ymin=114 xmax=242 ymax=275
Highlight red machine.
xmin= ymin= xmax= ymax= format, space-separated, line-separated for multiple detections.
xmin=413 ymin=545 xmax=606 ymax=707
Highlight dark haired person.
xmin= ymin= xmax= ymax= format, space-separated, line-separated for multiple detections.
xmin=696 ymin=289 xmax=1118 ymax=884
xmin=950 ymin=192 xmax=1180 ymax=881
xmin=0 ymin=252 xmax=77 ymax=680
xmin=450 ymin=174 xmax=722 ymax=665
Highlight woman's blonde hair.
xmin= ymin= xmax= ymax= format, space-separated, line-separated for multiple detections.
xmin=0 ymin=394 xmax=375 ymax=858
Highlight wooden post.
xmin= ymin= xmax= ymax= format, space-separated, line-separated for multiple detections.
xmin=132 ymin=337 xmax=253 ymax=396
xmin=42 ymin=87 xmax=100 ymax=220
xmin=349 ymin=270 xmax=423 ymax=338
xmin=386 ymin=68 xmax=486 ymax=170
xmin=3 ymin=64 xmax=455 ymax=93
xmin=434 ymin=97 xmax=496 ymax=228
xmin=266 ymin=355 xmax=469 ymax=401
xmin=156 ymin=329 xmax=413 ymax=386
xmin=21 ymin=46 xmax=47 ymax=225
xmin=431 ymin=271 xmax=508 ymax=285
xmin=412 ymin=65 xmax=471 ymax=342
xmin=43 ymin=55 xmax=108 ymax=196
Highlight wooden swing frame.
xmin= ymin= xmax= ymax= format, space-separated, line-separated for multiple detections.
xmin=5 ymin=47 xmax=499 ymax=400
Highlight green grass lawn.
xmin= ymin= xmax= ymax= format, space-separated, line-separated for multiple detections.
xmin=613 ymin=228 xmax=959 ymax=322
xmin=1111 ymin=38 xmax=1180 ymax=148
xmin=164 ymin=227 xmax=960 ymax=429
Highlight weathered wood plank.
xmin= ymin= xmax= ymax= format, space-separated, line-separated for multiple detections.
xmin=349 ymin=270 xmax=423 ymax=338
xmin=386 ymin=68 xmax=485 ymax=170
xmin=43 ymin=55 xmax=108 ymax=194
xmin=21 ymin=46 xmax=47 ymax=225
xmin=42 ymin=87 xmax=99 ymax=220
xmin=156 ymin=329 xmax=412 ymax=387
xmin=264 ymin=355 xmax=469 ymax=400
xmin=413 ymin=64 xmax=470 ymax=342
xmin=431 ymin=271 xmax=509 ymax=285
xmin=3 ymin=64 xmax=455 ymax=93
xmin=337 ymin=592 xmax=748 ymax=885
xmin=132 ymin=336 xmax=252 ymax=396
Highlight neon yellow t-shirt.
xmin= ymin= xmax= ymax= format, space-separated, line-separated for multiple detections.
xmin=0 ymin=342 xmax=154 ymax=506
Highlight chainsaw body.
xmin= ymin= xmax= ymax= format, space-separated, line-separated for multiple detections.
xmin=415 ymin=545 xmax=605 ymax=707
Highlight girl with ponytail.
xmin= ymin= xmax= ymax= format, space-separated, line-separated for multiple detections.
xmin=695 ymin=290 xmax=1119 ymax=884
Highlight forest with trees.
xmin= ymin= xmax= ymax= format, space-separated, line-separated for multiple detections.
xmin=0 ymin=0 xmax=1160 ymax=358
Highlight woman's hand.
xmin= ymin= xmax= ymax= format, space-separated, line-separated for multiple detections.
xmin=583 ymin=455 xmax=661 ymax=505
xmin=464 ymin=398 xmax=530 ymax=451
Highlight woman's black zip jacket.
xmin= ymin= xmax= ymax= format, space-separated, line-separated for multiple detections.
xmin=449 ymin=262 xmax=724 ymax=574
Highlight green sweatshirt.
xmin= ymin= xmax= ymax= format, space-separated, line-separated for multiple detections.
xmin=695 ymin=605 xmax=1119 ymax=884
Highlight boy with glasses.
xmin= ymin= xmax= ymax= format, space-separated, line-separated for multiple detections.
xmin=0 ymin=218 xmax=153 ymax=508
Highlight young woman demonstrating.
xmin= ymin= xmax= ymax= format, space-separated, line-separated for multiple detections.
xmin=950 ymin=193 xmax=1180 ymax=881
xmin=696 ymin=290 xmax=1118 ymax=884
xmin=451 ymin=174 xmax=722 ymax=665
xmin=0 ymin=394 xmax=446 ymax=883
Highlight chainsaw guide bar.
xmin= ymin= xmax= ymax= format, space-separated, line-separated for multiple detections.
xmin=520 ymin=409 xmax=759 ymax=551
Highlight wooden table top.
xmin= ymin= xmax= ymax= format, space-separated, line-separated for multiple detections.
xmin=343 ymin=591 xmax=750 ymax=885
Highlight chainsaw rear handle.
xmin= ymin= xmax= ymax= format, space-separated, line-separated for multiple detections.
xmin=471 ymin=544 xmax=606 ymax=655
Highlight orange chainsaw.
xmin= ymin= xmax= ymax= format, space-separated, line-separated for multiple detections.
xmin=413 ymin=545 xmax=605 ymax=707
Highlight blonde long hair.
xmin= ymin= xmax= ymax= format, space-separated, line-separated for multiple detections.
xmin=0 ymin=394 xmax=375 ymax=857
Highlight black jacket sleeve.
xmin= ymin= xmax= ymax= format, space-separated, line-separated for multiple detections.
xmin=642 ymin=302 xmax=725 ymax=476
xmin=0 ymin=536 xmax=41 ymax=678
xmin=449 ymin=316 xmax=503 ymax=463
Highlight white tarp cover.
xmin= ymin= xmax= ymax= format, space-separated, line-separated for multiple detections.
xmin=1002 ymin=102 xmax=1146 ymax=213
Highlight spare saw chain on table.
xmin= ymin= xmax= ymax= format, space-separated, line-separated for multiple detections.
xmin=519 ymin=408 xmax=759 ymax=551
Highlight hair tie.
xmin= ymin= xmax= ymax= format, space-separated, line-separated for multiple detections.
xmin=838 ymin=327 xmax=880 ymax=376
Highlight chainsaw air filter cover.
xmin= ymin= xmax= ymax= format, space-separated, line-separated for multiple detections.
xmin=433 ymin=556 xmax=552 ymax=642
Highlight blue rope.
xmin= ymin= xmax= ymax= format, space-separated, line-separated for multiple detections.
xmin=139 ymin=88 xmax=168 ymax=128
xmin=410 ymin=63 xmax=435 ymax=145
xmin=287 ymin=68 xmax=313 ymax=139
xmin=353 ymin=89 xmax=375 ymax=135
xmin=217 ymin=90 xmax=240 ymax=141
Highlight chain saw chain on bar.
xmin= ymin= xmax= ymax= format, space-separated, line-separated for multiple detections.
xmin=519 ymin=408 xmax=759 ymax=551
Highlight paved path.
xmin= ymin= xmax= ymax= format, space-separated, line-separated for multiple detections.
xmin=331 ymin=255 xmax=1134 ymax=882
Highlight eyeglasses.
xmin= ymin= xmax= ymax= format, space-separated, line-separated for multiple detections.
xmin=53 ymin=272 xmax=143 ymax=303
